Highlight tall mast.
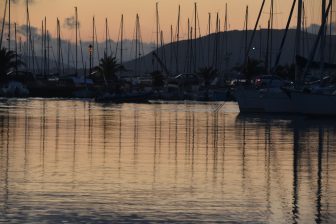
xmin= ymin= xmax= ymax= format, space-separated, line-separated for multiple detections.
xmin=105 ymin=18 xmax=108 ymax=56
xmin=0 ymin=0 xmax=8 ymax=49
xmin=329 ymin=0 xmax=333 ymax=63
xmin=194 ymin=2 xmax=197 ymax=72
xmin=156 ymin=2 xmax=159 ymax=54
xmin=215 ymin=13 xmax=219 ymax=70
xmin=320 ymin=0 xmax=327 ymax=76
xmin=269 ymin=0 xmax=274 ymax=72
xmin=8 ymin=0 xmax=10 ymax=50
xmin=90 ymin=16 xmax=95 ymax=68
xmin=92 ymin=16 xmax=95 ymax=66
xmin=121 ymin=14 xmax=124 ymax=64
xmin=170 ymin=24 xmax=173 ymax=70
xmin=15 ymin=22 xmax=17 ymax=73
xmin=26 ymin=0 xmax=30 ymax=71
xmin=272 ymin=0 xmax=297 ymax=71
xmin=208 ymin=13 xmax=211 ymax=67
xmin=302 ymin=2 xmax=305 ymax=57
xmin=194 ymin=2 xmax=197 ymax=40
xmin=135 ymin=14 xmax=138 ymax=74
xmin=187 ymin=18 xmax=190 ymax=72
xmin=94 ymin=17 xmax=100 ymax=61
xmin=295 ymin=0 xmax=303 ymax=82
xmin=245 ymin=6 xmax=248 ymax=59
xmin=244 ymin=0 xmax=266 ymax=67
xmin=41 ymin=20 xmax=44 ymax=74
xmin=75 ymin=6 xmax=78 ymax=76
xmin=224 ymin=3 xmax=228 ymax=71
xmin=176 ymin=5 xmax=180 ymax=73
xmin=47 ymin=29 xmax=50 ymax=76
xmin=44 ymin=17 xmax=47 ymax=77
xmin=57 ymin=18 xmax=61 ymax=75
xmin=135 ymin=14 xmax=138 ymax=61
xmin=265 ymin=19 xmax=270 ymax=73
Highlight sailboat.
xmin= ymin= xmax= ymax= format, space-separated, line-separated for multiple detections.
xmin=260 ymin=0 xmax=299 ymax=113
xmin=290 ymin=0 xmax=336 ymax=116
xmin=235 ymin=2 xmax=267 ymax=112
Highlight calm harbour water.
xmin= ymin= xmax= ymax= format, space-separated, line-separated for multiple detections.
xmin=0 ymin=98 xmax=335 ymax=223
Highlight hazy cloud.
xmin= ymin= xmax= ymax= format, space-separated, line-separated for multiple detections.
xmin=63 ymin=16 xmax=80 ymax=30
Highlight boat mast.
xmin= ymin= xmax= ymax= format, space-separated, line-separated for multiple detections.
xmin=244 ymin=6 xmax=249 ymax=64
xmin=47 ymin=29 xmax=50 ymax=76
xmin=329 ymin=1 xmax=333 ymax=63
xmin=224 ymin=3 xmax=229 ymax=72
xmin=265 ymin=19 xmax=270 ymax=73
xmin=92 ymin=16 xmax=94 ymax=68
xmin=176 ymin=5 xmax=180 ymax=73
xmin=244 ymin=0 xmax=266 ymax=67
xmin=194 ymin=2 xmax=197 ymax=71
xmin=105 ymin=18 xmax=108 ymax=56
xmin=208 ymin=13 xmax=211 ymax=67
xmin=302 ymin=0 xmax=333 ymax=77
xmin=214 ymin=13 xmax=219 ymax=70
xmin=295 ymin=0 xmax=303 ymax=82
xmin=41 ymin=20 xmax=44 ymax=74
xmin=8 ymin=0 xmax=10 ymax=50
xmin=156 ymin=2 xmax=159 ymax=54
xmin=57 ymin=18 xmax=61 ymax=75
xmin=135 ymin=14 xmax=139 ymax=75
xmin=121 ymin=14 xmax=124 ymax=64
xmin=170 ymin=24 xmax=173 ymax=70
xmin=272 ymin=0 xmax=297 ymax=71
xmin=15 ymin=22 xmax=17 ymax=73
xmin=75 ymin=6 xmax=78 ymax=76
xmin=269 ymin=0 xmax=274 ymax=73
xmin=320 ymin=0 xmax=327 ymax=76
xmin=0 ymin=0 xmax=8 ymax=49
xmin=44 ymin=17 xmax=47 ymax=77
xmin=94 ymin=17 xmax=100 ymax=62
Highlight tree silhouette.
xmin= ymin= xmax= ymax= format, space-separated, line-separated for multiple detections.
xmin=243 ymin=58 xmax=265 ymax=81
xmin=197 ymin=66 xmax=217 ymax=99
xmin=0 ymin=48 xmax=23 ymax=81
xmin=150 ymin=70 xmax=165 ymax=92
xmin=94 ymin=54 xmax=123 ymax=86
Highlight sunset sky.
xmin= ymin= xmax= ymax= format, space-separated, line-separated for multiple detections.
xmin=3 ymin=0 xmax=323 ymax=43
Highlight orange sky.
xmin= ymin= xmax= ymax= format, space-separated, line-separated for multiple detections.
xmin=4 ymin=0 xmax=323 ymax=43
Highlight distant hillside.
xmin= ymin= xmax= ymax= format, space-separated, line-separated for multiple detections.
xmin=124 ymin=29 xmax=332 ymax=75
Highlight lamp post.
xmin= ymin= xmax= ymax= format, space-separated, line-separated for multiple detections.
xmin=88 ymin=44 xmax=93 ymax=75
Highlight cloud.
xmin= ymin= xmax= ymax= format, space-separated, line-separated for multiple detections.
xmin=16 ymin=24 xmax=40 ymax=39
xmin=63 ymin=16 xmax=80 ymax=30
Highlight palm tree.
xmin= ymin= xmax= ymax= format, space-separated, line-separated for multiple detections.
xmin=0 ymin=48 xmax=22 ymax=81
xmin=94 ymin=54 xmax=123 ymax=86
xmin=241 ymin=58 xmax=265 ymax=81
xmin=150 ymin=70 xmax=165 ymax=92
xmin=197 ymin=66 xmax=217 ymax=99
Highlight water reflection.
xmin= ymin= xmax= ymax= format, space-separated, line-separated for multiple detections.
xmin=0 ymin=100 xmax=335 ymax=223
xmin=236 ymin=114 xmax=336 ymax=224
